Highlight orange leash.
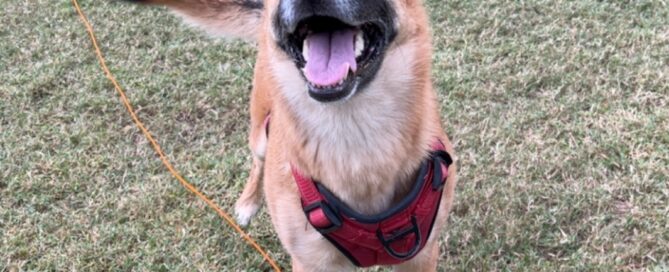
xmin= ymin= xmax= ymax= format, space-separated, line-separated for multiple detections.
xmin=70 ymin=0 xmax=282 ymax=270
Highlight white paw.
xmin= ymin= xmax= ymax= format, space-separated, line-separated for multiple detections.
xmin=235 ymin=202 xmax=260 ymax=227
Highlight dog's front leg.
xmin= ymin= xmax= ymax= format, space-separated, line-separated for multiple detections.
xmin=234 ymin=76 xmax=272 ymax=226
xmin=235 ymin=154 xmax=265 ymax=226
xmin=233 ymin=113 xmax=268 ymax=226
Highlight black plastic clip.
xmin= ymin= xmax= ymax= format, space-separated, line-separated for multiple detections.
xmin=303 ymin=201 xmax=342 ymax=234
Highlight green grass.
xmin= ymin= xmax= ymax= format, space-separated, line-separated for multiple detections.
xmin=1 ymin=0 xmax=667 ymax=271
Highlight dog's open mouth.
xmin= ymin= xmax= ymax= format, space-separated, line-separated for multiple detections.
xmin=281 ymin=16 xmax=389 ymax=102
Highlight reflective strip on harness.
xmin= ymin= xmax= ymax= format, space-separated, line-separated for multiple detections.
xmin=291 ymin=140 xmax=453 ymax=267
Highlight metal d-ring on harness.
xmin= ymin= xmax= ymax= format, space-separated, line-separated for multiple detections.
xmin=291 ymin=140 xmax=453 ymax=267
xmin=376 ymin=215 xmax=421 ymax=259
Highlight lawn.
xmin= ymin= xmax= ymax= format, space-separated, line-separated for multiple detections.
xmin=1 ymin=0 xmax=667 ymax=271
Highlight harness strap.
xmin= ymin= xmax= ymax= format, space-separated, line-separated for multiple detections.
xmin=291 ymin=139 xmax=453 ymax=267
xmin=292 ymin=167 xmax=337 ymax=230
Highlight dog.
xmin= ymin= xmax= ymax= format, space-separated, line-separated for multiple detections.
xmin=125 ymin=0 xmax=458 ymax=271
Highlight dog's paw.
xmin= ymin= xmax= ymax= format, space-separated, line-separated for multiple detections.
xmin=234 ymin=201 xmax=260 ymax=227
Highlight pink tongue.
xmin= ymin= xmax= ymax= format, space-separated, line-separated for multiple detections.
xmin=304 ymin=29 xmax=357 ymax=86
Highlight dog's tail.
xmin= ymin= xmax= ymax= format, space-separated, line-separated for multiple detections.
xmin=126 ymin=0 xmax=263 ymax=42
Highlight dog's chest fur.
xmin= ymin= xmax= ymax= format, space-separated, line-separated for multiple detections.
xmin=270 ymin=43 xmax=432 ymax=215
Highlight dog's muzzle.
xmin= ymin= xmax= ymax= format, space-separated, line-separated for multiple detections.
xmin=274 ymin=0 xmax=397 ymax=102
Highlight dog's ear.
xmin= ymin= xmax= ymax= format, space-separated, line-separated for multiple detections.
xmin=122 ymin=0 xmax=263 ymax=42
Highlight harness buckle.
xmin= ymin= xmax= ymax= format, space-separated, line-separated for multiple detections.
xmin=303 ymin=201 xmax=342 ymax=234
xmin=376 ymin=216 xmax=422 ymax=260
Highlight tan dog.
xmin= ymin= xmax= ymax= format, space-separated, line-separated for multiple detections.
xmin=126 ymin=0 xmax=457 ymax=270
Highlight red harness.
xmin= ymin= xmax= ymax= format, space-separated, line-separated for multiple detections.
xmin=291 ymin=141 xmax=453 ymax=267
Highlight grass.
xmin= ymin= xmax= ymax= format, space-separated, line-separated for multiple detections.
xmin=1 ymin=0 xmax=667 ymax=271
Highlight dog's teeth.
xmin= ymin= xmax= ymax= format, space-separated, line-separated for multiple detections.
xmin=303 ymin=39 xmax=309 ymax=62
xmin=355 ymin=32 xmax=364 ymax=58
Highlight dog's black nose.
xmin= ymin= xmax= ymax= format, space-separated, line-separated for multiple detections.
xmin=277 ymin=0 xmax=394 ymax=33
